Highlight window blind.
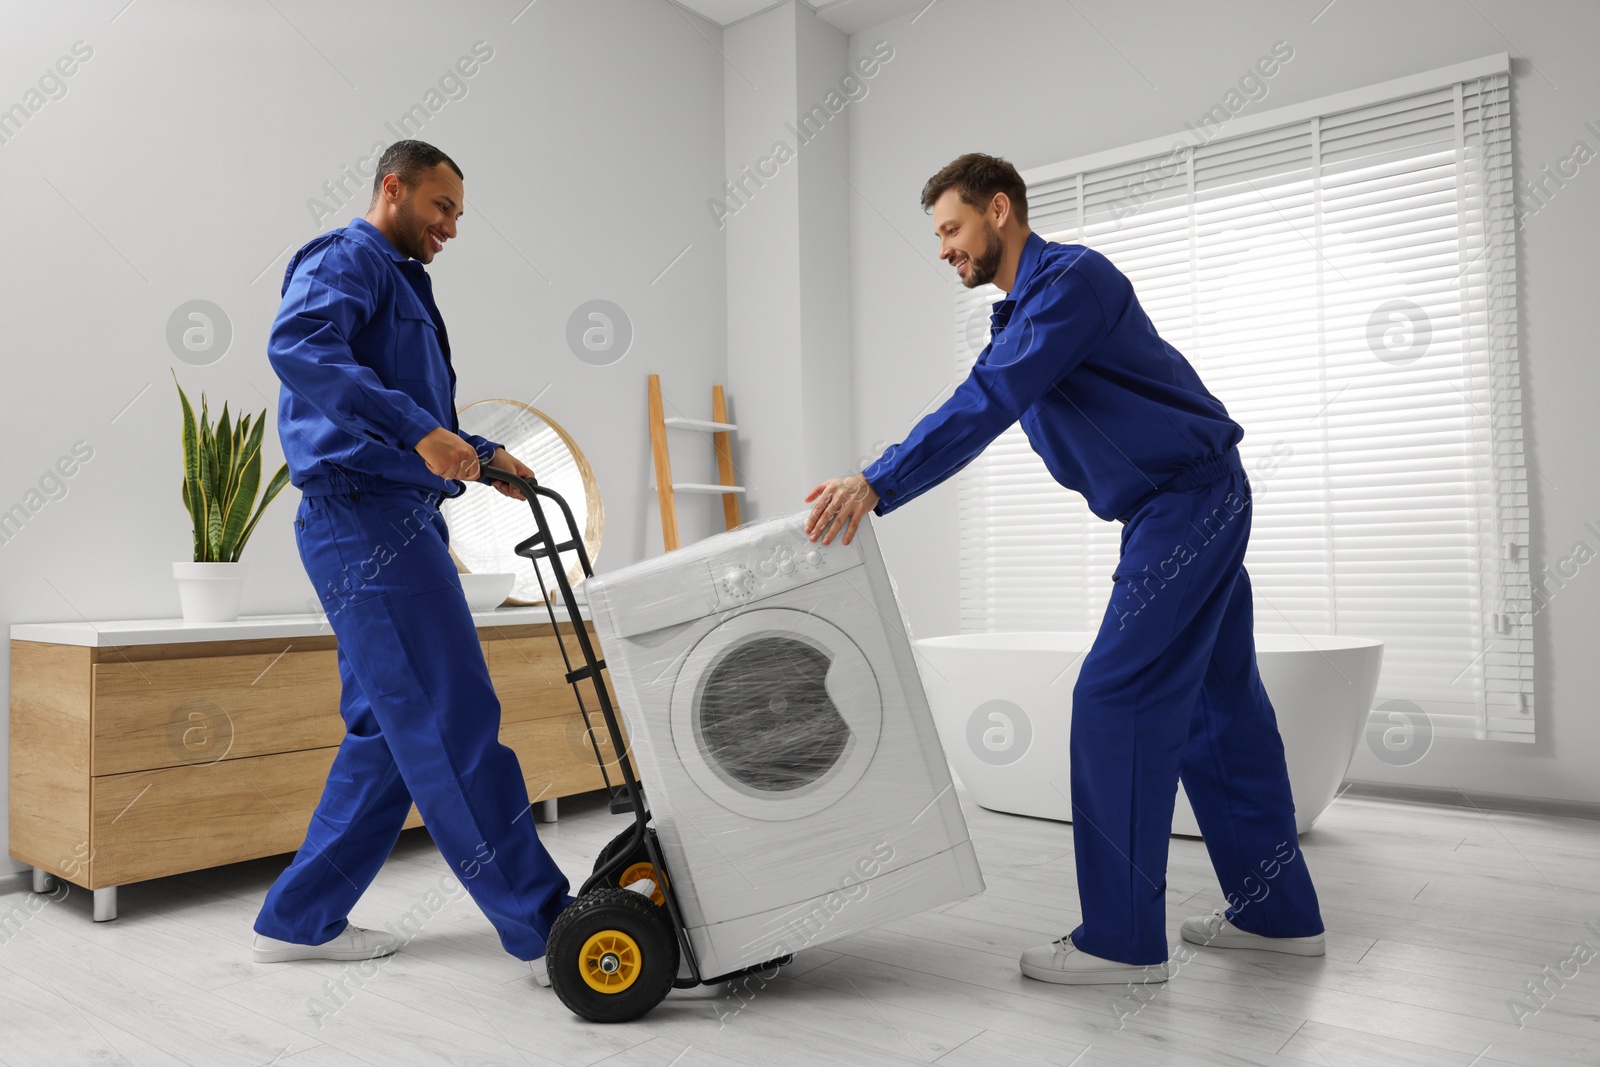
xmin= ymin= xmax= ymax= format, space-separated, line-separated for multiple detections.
xmin=955 ymin=54 xmax=1531 ymax=741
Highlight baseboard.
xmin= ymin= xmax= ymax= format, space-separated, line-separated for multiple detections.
xmin=1 ymin=867 xmax=34 ymax=893
xmin=1341 ymin=779 xmax=1600 ymax=822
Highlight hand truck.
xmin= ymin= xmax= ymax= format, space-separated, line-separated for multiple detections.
xmin=482 ymin=466 xmax=789 ymax=1022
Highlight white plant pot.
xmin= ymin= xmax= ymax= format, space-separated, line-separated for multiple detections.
xmin=173 ymin=561 xmax=249 ymax=623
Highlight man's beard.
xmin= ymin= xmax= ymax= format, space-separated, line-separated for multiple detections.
xmin=963 ymin=220 xmax=1004 ymax=288
xmin=393 ymin=191 xmax=430 ymax=261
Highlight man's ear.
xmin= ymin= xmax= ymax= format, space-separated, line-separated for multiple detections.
xmin=990 ymin=191 xmax=1011 ymax=228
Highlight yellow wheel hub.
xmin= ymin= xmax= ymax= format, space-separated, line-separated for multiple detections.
xmin=620 ymin=862 xmax=667 ymax=906
xmin=579 ymin=930 xmax=641 ymax=994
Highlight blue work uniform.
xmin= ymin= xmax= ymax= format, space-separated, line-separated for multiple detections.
xmin=864 ymin=231 xmax=1323 ymax=966
xmin=255 ymin=216 xmax=572 ymax=960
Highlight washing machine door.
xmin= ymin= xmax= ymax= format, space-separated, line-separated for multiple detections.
xmin=670 ymin=608 xmax=882 ymax=822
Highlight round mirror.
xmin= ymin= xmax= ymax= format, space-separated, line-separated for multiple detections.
xmin=442 ymin=399 xmax=604 ymax=605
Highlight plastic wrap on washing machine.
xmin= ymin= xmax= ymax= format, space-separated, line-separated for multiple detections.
xmin=584 ymin=509 xmax=986 ymax=979
xmin=695 ymin=632 xmax=853 ymax=793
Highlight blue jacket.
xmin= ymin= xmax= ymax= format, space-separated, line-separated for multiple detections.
xmin=267 ymin=217 xmax=501 ymax=500
xmin=863 ymin=231 xmax=1243 ymax=523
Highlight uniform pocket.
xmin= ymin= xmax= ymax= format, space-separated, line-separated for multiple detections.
xmin=334 ymin=592 xmax=424 ymax=698
xmin=392 ymin=306 xmax=442 ymax=379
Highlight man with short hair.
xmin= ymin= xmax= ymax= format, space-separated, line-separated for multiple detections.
xmin=805 ymin=152 xmax=1327 ymax=985
xmin=254 ymin=139 xmax=572 ymax=975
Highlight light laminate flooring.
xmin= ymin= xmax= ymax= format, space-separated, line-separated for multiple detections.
xmin=1 ymin=785 xmax=1596 ymax=1066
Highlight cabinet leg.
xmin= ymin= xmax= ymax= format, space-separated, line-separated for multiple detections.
xmin=31 ymin=867 xmax=55 ymax=894
xmin=534 ymin=798 xmax=559 ymax=823
xmin=93 ymin=886 xmax=118 ymax=922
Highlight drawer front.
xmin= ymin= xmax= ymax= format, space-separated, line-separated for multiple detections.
xmin=92 ymin=650 xmax=345 ymax=775
xmin=501 ymin=711 xmax=631 ymax=804
xmin=486 ymin=629 xmax=622 ymax=726
xmin=91 ymin=748 xmax=339 ymax=887
xmin=86 ymin=715 xmax=623 ymax=886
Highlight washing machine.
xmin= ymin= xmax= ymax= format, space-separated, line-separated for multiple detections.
xmin=585 ymin=510 xmax=985 ymax=979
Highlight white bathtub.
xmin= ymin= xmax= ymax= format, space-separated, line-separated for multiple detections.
xmin=914 ymin=632 xmax=1384 ymax=837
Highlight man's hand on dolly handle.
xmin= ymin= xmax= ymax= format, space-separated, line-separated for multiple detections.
xmin=415 ymin=427 xmax=536 ymax=500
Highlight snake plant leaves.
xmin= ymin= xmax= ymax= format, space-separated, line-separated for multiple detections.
xmin=172 ymin=371 xmax=290 ymax=564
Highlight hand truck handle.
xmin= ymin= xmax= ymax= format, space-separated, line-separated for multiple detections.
xmin=480 ymin=466 xmax=598 ymax=581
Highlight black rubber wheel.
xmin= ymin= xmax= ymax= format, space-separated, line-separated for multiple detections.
xmin=592 ymin=826 xmax=667 ymax=906
xmin=592 ymin=825 xmax=647 ymax=874
xmin=546 ymin=887 xmax=678 ymax=1023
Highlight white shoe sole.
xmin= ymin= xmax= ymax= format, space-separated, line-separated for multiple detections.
xmin=1180 ymin=921 xmax=1325 ymax=957
xmin=252 ymin=937 xmax=399 ymax=964
xmin=1020 ymin=960 xmax=1172 ymax=986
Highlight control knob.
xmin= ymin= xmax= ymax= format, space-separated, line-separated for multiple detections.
xmin=723 ymin=566 xmax=756 ymax=598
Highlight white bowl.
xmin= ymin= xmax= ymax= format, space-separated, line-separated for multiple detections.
xmin=459 ymin=572 xmax=516 ymax=611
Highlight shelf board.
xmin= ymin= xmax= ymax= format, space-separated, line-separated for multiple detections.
xmin=663 ymin=417 xmax=737 ymax=433
xmin=669 ymin=483 xmax=746 ymax=495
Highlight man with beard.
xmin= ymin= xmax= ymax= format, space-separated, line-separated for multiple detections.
xmin=804 ymin=152 xmax=1326 ymax=984
xmin=253 ymin=140 xmax=577 ymax=979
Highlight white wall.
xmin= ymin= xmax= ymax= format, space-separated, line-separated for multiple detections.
xmin=793 ymin=8 xmax=857 ymax=493
xmin=722 ymin=2 xmax=856 ymax=523
xmin=723 ymin=6 xmax=805 ymax=521
xmin=0 ymin=0 xmax=729 ymax=875
xmin=844 ymin=0 xmax=1600 ymax=804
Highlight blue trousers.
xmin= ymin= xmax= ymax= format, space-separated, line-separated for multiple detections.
xmin=1068 ymin=469 xmax=1324 ymax=966
xmin=254 ymin=484 xmax=572 ymax=959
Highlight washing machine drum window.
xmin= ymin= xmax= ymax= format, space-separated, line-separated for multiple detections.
xmin=697 ymin=636 xmax=850 ymax=792
xmin=672 ymin=609 xmax=883 ymax=821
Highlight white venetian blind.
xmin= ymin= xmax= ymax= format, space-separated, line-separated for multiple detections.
xmin=956 ymin=54 xmax=1532 ymax=741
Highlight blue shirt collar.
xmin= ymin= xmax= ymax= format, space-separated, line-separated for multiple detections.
xmin=346 ymin=217 xmax=411 ymax=263
xmin=1009 ymin=230 xmax=1046 ymax=295
xmin=988 ymin=231 xmax=1046 ymax=334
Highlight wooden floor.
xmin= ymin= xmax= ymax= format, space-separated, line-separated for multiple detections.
xmin=1 ymin=784 xmax=1596 ymax=1066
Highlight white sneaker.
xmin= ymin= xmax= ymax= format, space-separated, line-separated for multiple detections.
xmin=252 ymin=925 xmax=400 ymax=964
xmin=1179 ymin=910 xmax=1326 ymax=956
xmin=1019 ymin=936 xmax=1173 ymax=985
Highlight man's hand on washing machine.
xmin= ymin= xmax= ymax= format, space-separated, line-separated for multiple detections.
xmin=485 ymin=448 xmax=536 ymax=501
xmin=804 ymin=473 xmax=879 ymax=546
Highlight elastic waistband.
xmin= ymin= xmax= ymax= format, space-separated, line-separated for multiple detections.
xmin=1117 ymin=448 xmax=1244 ymax=522
xmin=296 ymin=466 xmax=461 ymax=508
xmin=1162 ymin=448 xmax=1243 ymax=493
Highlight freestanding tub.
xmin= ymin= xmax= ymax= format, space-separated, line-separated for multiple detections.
xmin=915 ymin=632 xmax=1384 ymax=837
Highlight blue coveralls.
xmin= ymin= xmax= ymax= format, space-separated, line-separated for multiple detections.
xmin=863 ymin=231 xmax=1324 ymax=966
xmin=256 ymin=217 xmax=572 ymax=960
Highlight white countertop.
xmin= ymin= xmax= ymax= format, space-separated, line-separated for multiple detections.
xmin=11 ymin=603 xmax=591 ymax=647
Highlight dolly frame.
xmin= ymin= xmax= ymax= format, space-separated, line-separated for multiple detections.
xmin=482 ymin=466 xmax=743 ymax=993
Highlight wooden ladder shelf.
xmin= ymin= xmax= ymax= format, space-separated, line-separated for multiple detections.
xmin=647 ymin=374 xmax=744 ymax=553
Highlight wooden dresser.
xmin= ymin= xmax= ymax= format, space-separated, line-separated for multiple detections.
xmin=8 ymin=607 xmax=625 ymax=921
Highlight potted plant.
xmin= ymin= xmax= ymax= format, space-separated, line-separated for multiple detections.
xmin=172 ymin=372 xmax=291 ymax=623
